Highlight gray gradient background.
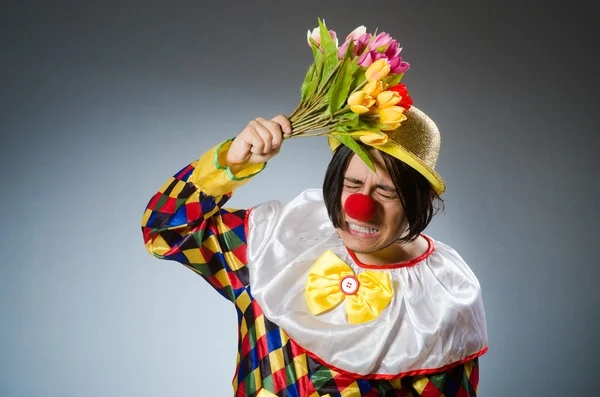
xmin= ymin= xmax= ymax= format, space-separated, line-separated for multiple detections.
xmin=1 ymin=1 xmax=598 ymax=396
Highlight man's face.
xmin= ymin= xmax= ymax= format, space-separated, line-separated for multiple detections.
xmin=336 ymin=150 xmax=408 ymax=254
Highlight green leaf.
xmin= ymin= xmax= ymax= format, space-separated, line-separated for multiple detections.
xmin=300 ymin=63 xmax=316 ymax=102
xmin=370 ymin=28 xmax=379 ymax=45
xmin=310 ymin=38 xmax=323 ymax=80
xmin=383 ymin=72 xmax=404 ymax=87
xmin=339 ymin=35 xmax=354 ymax=63
xmin=307 ymin=68 xmax=323 ymax=102
xmin=354 ymin=65 xmax=367 ymax=76
xmin=349 ymin=65 xmax=367 ymax=93
xmin=340 ymin=112 xmax=360 ymax=122
xmin=329 ymin=133 xmax=376 ymax=172
xmin=333 ymin=112 xmax=360 ymax=132
xmin=310 ymin=37 xmax=321 ymax=62
xmin=355 ymin=117 xmax=387 ymax=134
xmin=305 ymin=41 xmax=324 ymax=103
xmin=327 ymin=44 xmax=355 ymax=113
xmin=350 ymin=60 xmax=360 ymax=75
xmin=318 ymin=19 xmax=339 ymax=91
xmin=332 ymin=113 xmax=385 ymax=135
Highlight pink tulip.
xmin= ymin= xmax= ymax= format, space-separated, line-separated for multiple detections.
xmin=338 ymin=39 xmax=352 ymax=59
xmin=307 ymin=26 xmax=339 ymax=49
xmin=384 ymin=40 xmax=401 ymax=59
xmin=307 ymin=28 xmax=320 ymax=47
xmin=355 ymin=33 xmax=372 ymax=54
xmin=370 ymin=32 xmax=393 ymax=51
xmin=388 ymin=56 xmax=410 ymax=74
xmin=345 ymin=25 xmax=367 ymax=41
xmin=357 ymin=51 xmax=374 ymax=67
xmin=338 ymin=32 xmax=372 ymax=59
xmin=330 ymin=30 xmax=338 ymax=47
xmin=357 ymin=50 xmax=386 ymax=67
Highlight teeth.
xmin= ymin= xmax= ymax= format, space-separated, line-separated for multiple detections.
xmin=348 ymin=223 xmax=378 ymax=234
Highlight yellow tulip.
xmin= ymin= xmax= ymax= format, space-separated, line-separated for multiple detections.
xmin=380 ymin=122 xmax=401 ymax=131
xmin=362 ymin=80 xmax=386 ymax=98
xmin=348 ymin=91 xmax=364 ymax=106
xmin=348 ymin=91 xmax=375 ymax=114
xmin=379 ymin=106 xmax=406 ymax=123
xmin=365 ymin=59 xmax=391 ymax=82
xmin=350 ymin=104 xmax=370 ymax=114
xmin=359 ymin=132 xmax=389 ymax=145
xmin=376 ymin=90 xmax=401 ymax=108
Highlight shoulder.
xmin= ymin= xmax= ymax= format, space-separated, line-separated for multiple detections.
xmin=249 ymin=188 xmax=327 ymax=229
xmin=423 ymin=237 xmax=488 ymax=349
xmin=420 ymin=237 xmax=486 ymax=322
xmin=427 ymin=237 xmax=481 ymax=284
xmin=245 ymin=189 xmax=336 ymax=257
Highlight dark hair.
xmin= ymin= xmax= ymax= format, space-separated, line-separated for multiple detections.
xmin=323 ymin=144 xmax=444 ymax=243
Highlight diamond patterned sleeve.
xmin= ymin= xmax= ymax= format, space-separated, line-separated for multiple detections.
xmin=141 ymin=139 xmax=266 ymax=302
xmin=411 ymin=359 xmax=480 ymax=397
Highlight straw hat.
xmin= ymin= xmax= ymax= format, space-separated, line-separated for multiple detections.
xmin=329 ymin=106 xmax=446 ymax=195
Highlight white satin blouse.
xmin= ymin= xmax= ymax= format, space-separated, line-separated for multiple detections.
xmin=246 ymin=189 xmax=487 ymax=377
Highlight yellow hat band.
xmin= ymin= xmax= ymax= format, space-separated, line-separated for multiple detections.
xmin=328 ymin=106 xmax=446 ymax=195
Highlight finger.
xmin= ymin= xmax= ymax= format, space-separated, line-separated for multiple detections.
xmin=271 ymin=145 xmax=281 ymax=157
xmin=228 ymin=126 xmax=254 ymax=163
xmin=271 ymin=114 xmax=292 ymax=135
xmin=252 ymin=119 xmax=272 ymax=154
xmin=246 ymin=124 xmax=266 ymax=155
xmin=258 ymin=118 xmax=283 ymax=148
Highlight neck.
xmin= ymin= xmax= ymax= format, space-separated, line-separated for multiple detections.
xmin=353 ymin=235 xmax=429 ymax=266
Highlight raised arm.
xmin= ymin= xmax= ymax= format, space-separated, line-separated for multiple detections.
xmin=141 ymin=115 xmax=291 ymax=302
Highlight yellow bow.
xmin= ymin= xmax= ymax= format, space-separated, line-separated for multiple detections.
xmin=305 ymin=250 xmax=394 ymax=324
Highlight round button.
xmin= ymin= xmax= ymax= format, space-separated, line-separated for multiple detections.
xmin=340 ymin=275 xmax=360 ymax=295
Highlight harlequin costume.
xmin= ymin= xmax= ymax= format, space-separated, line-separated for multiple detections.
xmin=141 ymin=107 xmax=488 ymax=396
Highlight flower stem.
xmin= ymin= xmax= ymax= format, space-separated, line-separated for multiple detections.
xmin=284 ymin=131 xmax=329 ymax=139
xmin=292 ymin=116 xmax=324 ymax=130
xmin=291 ymin=119 xmax=336 ymax=135
xmin=289 ymin=100 xmax=306 ymax=120
xmin=333 ymin=106 xmax=350 ymax=117
xmin=290 ymin=103 xmax=327 ymax=126
xmin=315 ymin=61 xmax=342 ymax=97
xmin=292 ymin=94 xmax=327 ymax=121
xmin=350 ymin=80 xmax=368 ymax=94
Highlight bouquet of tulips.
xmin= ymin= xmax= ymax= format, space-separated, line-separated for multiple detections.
xmin=287 ymin=19 xmax=413 ymax=171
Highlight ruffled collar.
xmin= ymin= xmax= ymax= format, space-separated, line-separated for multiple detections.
xmin=246 ymin=189 xmax=488 ymax=377
xmin=346 ymin=234 xmax=434 ymax=269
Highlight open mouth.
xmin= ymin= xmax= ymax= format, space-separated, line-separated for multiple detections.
xmin=346 ymin=222 xmax=380 ymax=237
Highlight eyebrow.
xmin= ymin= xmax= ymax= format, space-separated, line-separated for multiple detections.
xmin=344 ymin=177 xmax=397 ymax=193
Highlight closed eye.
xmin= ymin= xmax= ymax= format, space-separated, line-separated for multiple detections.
xmin=344 ymin=177 xmax=363 ymax=188
xmin=378 ymin=192 xmax=398 ymax=199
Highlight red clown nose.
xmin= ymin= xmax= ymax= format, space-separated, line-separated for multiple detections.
xmin=344 ymin=194 xmax=377 ymax=222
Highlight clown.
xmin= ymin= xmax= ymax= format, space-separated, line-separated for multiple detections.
xmin=141 ymin=106 xmax=488 ymax=396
